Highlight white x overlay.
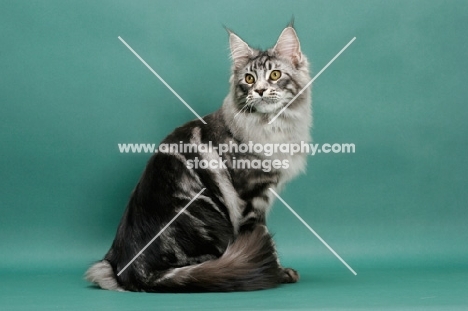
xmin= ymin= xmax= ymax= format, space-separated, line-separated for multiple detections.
xmin=269 ymin=188 xmax=357 ymax=275
xmin=117 ymin=34 xmax=357 ymax=277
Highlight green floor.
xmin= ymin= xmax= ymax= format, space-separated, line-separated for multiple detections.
xmin=1 ymin=262 xmax=467 ymax=310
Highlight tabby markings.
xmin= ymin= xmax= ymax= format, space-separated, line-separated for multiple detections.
xmin=117 ymin=188 xmax=206 ymax=276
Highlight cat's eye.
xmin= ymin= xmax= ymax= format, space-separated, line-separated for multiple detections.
xmin=245 ymin=74 xmax=255 ymax=84
xmin=269 ymin=70 xmax=281 ymax=81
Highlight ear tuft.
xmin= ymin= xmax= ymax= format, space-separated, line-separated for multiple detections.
xmin=273 ymin=27 xmax=302 ymax=66
xmin=229 ymin=32 xmax=253 ymax=69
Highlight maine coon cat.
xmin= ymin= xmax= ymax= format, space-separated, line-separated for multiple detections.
xmin=86 ymin=24 xmax=312 ymax=292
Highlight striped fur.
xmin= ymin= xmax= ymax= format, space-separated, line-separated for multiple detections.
xmin=86 ymin=24 xmax=310 ymax=292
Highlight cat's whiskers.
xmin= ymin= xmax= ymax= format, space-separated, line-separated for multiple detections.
xmin=234 ymin=102 xmax=250 ymax=119
xmin=249 ymin=102 xmax=254 ymax=114
xmin=235 ymin=95 xmax=258 ymax=118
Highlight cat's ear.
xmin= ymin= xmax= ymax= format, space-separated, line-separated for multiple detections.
xmin=228 ymin=30 xmax=253 ymax=69
xmin=273 ymin=27 xmax=303 ymax=66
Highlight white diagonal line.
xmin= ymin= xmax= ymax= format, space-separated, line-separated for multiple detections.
xmin=268 ymin=37 xmax=356 ymax=124
xmin=118 ymin=36 xmax=207 ymax=125
xmin=117 ymin=188 xmax=206 ymax=276
xmin=269 ymin=188 xmax=357 ymax=275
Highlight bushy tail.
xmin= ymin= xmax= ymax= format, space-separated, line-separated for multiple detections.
xmin=86 ymin=225 xmax=285 ymax=292
xmin=85 ymin=260 xmax=124 ymax=291
xmin=149 ymin=225 xmax=284 ymax=292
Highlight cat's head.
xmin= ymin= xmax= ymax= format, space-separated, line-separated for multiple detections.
xmin=228 ymin=26 xmax=310 ymax=116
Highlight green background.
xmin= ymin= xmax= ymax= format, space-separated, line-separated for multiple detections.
xmin=1 ymin=0 xmax=467 ymax=309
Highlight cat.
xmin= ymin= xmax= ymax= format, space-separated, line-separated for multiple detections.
xmin=85 ymin=24 xmax=312 ymax=292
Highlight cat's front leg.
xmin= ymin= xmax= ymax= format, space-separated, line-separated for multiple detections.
xmin=238 ymin=187 xmax=301 ymax=284
xmin=260 ymin=219 xmax=300 ymax=284
xmin=280 ymin=267 xmax=300 ymax=283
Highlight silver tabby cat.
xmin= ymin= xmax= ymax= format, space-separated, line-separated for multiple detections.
xmin=86 ymin=24 xmax=312 ymax=292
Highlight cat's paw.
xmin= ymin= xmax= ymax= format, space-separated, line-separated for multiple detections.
xmin=281 ymin=267 xmax=300 ymax=283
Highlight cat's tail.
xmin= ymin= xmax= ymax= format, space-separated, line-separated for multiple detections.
xmin=147 ymin=225 xmax=288 ymax=292
xmin=85 ymin=260 xmax=124 ymax=291
xmin=85 ymin=225 xmax=294 ymax=292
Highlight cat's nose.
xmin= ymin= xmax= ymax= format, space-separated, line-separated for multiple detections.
xmin=255 ymin=89 xmax=266 ymax=96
